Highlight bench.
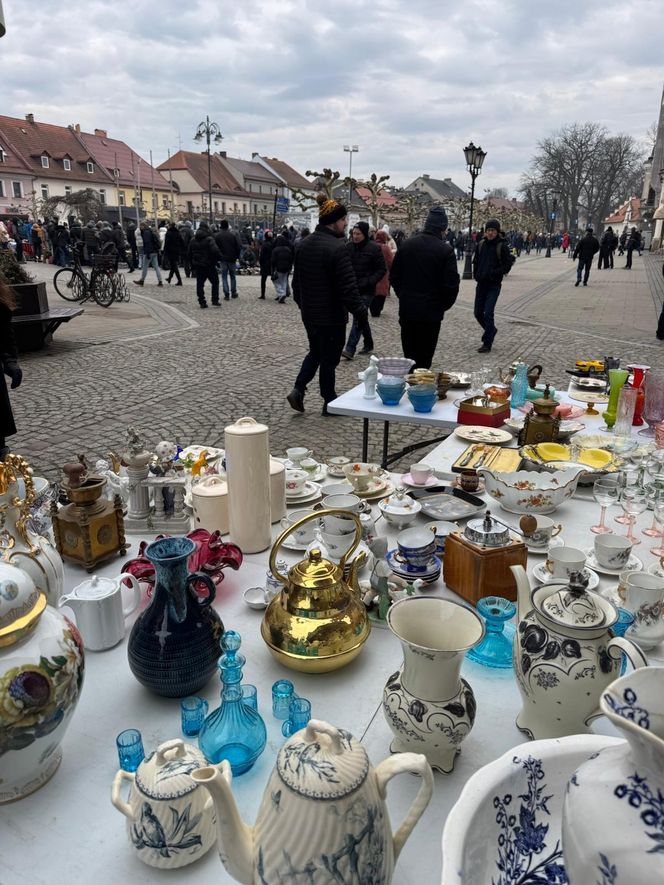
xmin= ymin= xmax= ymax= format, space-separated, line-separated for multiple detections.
xmin=12 ymin=307 xmax=84 ymax=350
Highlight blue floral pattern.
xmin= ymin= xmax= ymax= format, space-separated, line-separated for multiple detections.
xmin=604 ymin=687 xmax=650 ymax=730
xmin=597 ymin=853 xmax=618 ymax=884
xmin=614 ymin=772 xmax=664 ymax=854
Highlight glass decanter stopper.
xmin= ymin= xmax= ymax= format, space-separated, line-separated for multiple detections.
xmin=198 ymin=630 xmax=266 ymax=775
xmin=467 ymin=596 xmax=516 ymax=669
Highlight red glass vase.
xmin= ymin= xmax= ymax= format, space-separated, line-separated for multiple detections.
xmin=628 ymin=364 xmax=649 ymax=426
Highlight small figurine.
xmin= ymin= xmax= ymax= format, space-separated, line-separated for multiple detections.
xmin=95 ymin=458 xmax=130 ymax=508
xmin=150 ymin=441 xmax=181 ymax=515
xmin=358 ymin=355 xmax=380 ymax=399
xmin=191 ymin=450 xmax=209 ymax=477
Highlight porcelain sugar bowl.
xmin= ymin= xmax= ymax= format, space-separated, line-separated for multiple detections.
xmin=0 ymin=560 xmax=85 ymax=804
xmin=378 ymin=487 xmax=422 ymax=529
xmin=191 ymin=719 xmax=434 ymax=884
xmin=111 ymin=738 xmax=218 ymax=869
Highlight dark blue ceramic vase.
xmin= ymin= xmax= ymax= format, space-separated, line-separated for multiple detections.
xmin=127 ymin=536 xmax=223 ymax=698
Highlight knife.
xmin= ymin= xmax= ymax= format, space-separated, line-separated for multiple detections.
xmin=474 ymin=449 xmax=489 ymax=469
xmin=459 ymin=445 xmax=478 ymax=468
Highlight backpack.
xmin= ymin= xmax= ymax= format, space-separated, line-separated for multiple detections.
xmin=477 ymin=238 xmax=516 ymax=274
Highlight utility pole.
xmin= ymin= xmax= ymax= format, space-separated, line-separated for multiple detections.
xmin=167 ymin=148 xmax=175 ymax=222
xmin=114 ymin=152 xmax=122 ymax=228
xmin=149 ymin=149 xmax=157 ymax=229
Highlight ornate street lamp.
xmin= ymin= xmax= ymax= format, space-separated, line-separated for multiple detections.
xmin=462 ymin=141 xmax=487 ymax=280
xmin=194 ymin=116 xmax=223 ymax=224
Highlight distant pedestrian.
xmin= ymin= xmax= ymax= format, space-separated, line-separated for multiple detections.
xmin=624 ymin=227 xmax=641 ymax=269
xmin=598 ymin=226 xmax=615 ymax=270
xmin=126 ymin=222 xmax=138 ymax=267
xmin=371 ymin=230 xmax=394 ymax=316
xmin=179 ymin=221 xmax=194 ymax=277
xmin=135 ymin=223 xmax=163 ymax=286
xmin=341 ymin=222 xmax=386 ymax=358
xmin=0 ymin=279 xmax=22 ymax=460
xmin=188 ymin=221 xmax=221 ymax=308
xmin=30 ymin=221 xmax=44 ymax=262
xmin=82 ymin=220 xmax=99 ymax=265
xmin=390 ymin=206 xmax=460 ymax=368
xmin=54 ymin=223 xmax=71 ymax=266
xmin=471 ymin=219 xmax=515 ymax=354
xmin=270 ymin=233 xmax=293 ymax=303
xmin=164 ymin=222 xmax=183 ymax=285
xmin=618 ymin=230 xmax=627 ymax=255
xmin=573 ymin=226 xmax=600 ymax=287
xmin=214 ymin=220 xmax=242 ymax=299
xmin=258 ymin=232 xmax=273 ymax=299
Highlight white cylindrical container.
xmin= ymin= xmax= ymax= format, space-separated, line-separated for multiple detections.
xmin=224 ymin=417 xmax=271 ymax=553
xmin=191 ymin=476 xmax=230 ymax=534
xmin=269 ymin=458 xmax=287 ymax=524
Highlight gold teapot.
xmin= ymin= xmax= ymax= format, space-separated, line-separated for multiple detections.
xmin=260 ymin=510 xmax=370 ymax=673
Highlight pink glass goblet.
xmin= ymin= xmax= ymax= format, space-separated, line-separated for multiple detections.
xmin=640 ymin=370 xmax=664 ymax=437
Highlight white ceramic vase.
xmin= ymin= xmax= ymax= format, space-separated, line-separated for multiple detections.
xmin=383 ymin=597 xmax=484 ymax=773
xmin=224 ymin=417 xmax=271 ymax=553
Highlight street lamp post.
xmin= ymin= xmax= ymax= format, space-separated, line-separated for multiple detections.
xmin=545 ymin=196 xmax=558 ymax=257
xmin=462 ymin=141 xmax=487 ymax=281
xmin=194 ymin=115 xmax=223 ymax=224
xmin=343 ymin=144 xmax=359 ymax=207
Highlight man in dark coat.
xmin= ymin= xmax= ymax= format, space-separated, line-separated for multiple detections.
xmin=287 ymin=194 xmax=368 ymax=416
xmin=390 ymin=206 xmax=460 ymax=368
xmin=598 ymin=226 xmax=616 ymax=270
xmin=624 ymin=227 xmax=642 ymax=269
xmin=341 ymin=222 xmax=386 ymax=359
xmin=82 ymin=220 xmax=99 ymax=265
xmin=214 ymin=220 xmax=242 ymax=299
xmin=471 ymin=219 xmax=514 ymax=354
xmin=270 ymin=234 xmax=294 ymax=303
xmin=188 ymin=221 xmax=221 ymax=308
xmin=126 ymin=222 xmax=138 ymax=267
xmin=573 ymin=226 xmax=600 ymax=287
xmin=135 ymin=223 xmax=163 ymax=286
xmin=179 ymin=221 xmax=194 ymax=277
xmin=0 ymin=280 xmax=22 ymax=459
xmin=164 ymin=222 xmax=182 ymax=285
xmin=258 ymin=232 xmax=273 ymax=299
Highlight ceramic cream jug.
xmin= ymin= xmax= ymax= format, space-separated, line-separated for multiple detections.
xmin=511 ymin=565 xmax=648 ymax=739
xmin=111 ymin=738 xmax=219 ymax=869
xmin=59 ymin=573 xmax=141 ymax=651
xmin=191 ymin=476 xmax=229 ymax=534
xmin=190 ymin=719 xmax=434 ymax=884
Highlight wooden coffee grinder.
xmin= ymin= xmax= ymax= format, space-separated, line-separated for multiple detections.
xmin=443 ymin=510 xmax=527 ymax=604
xmin=518 ymin=384 xmax=560 ymax=446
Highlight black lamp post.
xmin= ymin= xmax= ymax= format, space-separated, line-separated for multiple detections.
xmin=545 ymin=195 xmax=558 ymax=257
xmin=194 ymin=116 xmax=223 ymax=224
xmin=462 ymin=141 xmax=487 ymax=280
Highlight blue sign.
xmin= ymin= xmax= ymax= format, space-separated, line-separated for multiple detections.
xmin=550 ymin=211 xmax=556 ymax=220
xmin=276 ymin=196 xmax=290 ymax=214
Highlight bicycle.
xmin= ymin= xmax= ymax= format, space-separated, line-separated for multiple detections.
xmin=53 ymin=244 xmax=116 ymax=308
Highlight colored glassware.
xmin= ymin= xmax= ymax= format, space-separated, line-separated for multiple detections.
xmin=612 ymin=608 xmax=635 ymax=675
xmin=627 ymin=364 xmax=649 ymax=426
xmin=641 ymin=370 xmax=664 ymax=437
xmin=181 ymin=697 xmax=209 ymax=736
xmin=612 ymin=386 xmax=638 ymax=440
xmin=198 ymin=631 xmax=266 ymax=776
xmin=272 ymin=679 xmax=296 ymax=719
xmin=603 ymin=369 xmax=629 ymax=430
xmin=116 ymin=729 xmax=145 ymax=772
xmin=241 ymin=684 xmax=258 ymax=711
xmin=127 ymin=536 xmax=222 ymax=697
xmin=467 ymin=596 xmax=516 ymax=669
xmin=510 ymin=362 xmax=529 ymax=409
xmin=282 ymin=697 xmax=312 ymax=737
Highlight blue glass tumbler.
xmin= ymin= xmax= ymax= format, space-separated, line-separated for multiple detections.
xmin=241 ymin=684 xmax=258 ymax=711
xmin=612 ymin=607 xmax=636 ymax=675
xmin=282 ymin=697 xmax=312 ymax=737
xmin=116 ymin=728 xmax=145 ymax=772
xmin=181 ymin=696 xmax=209 ymax=736
xmin=467 ymin=596 xmax=516 ymax=669
xmin=272 ymin=679 xmax=295 ymax=719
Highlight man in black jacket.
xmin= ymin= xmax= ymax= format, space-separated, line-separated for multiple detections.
xmin=573 ymin=226 xmax=600 ymax=287
xmin=214 ymin=220 xmax=242 ymax=299
xmin=188 ymin=221 xmax=221 ymax=308
xmin=598 ymin=226 xmax=616 ymax=270
xmin=472 ymin=219 xmax=514 ymax=354
xmin=341 ymin=222 xmax=386 ymax=359
xmin=270 ymin=234 xmax=294 ymax=303
xmin=135 ymin=223 xmax=163 ymax=286
xmin=624 ymin=227 xmax=642 ymax=269
xmin=287 ymin=194 xmax=368 ymax=416
xmin=390 ymin=206 xmax=460 ymax=368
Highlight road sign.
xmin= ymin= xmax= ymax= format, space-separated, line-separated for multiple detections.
xmin=550 ymin=211 xmax=556 ymax=220
xmin=275 ymin=196 xmax=290 ymax=214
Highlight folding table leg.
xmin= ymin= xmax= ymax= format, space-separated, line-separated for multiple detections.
xmin=381 ymin=422 xmax=390 ymax=469
xmin=362 ymin=419 xmax=369 ymax=462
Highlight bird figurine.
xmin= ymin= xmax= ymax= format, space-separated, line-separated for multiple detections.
xmin=191 ymin=450 xmax=209 ymax=477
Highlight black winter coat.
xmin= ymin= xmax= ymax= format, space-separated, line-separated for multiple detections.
xmin=164 ymin=227 xmax=181 ymax=256
xmin=390 ymin=231 xmax=460 ymax=322
xmin=82 ymin=226 xmax=99 ymax=249
xmin=0 ymin=304 xmax=19 ymax=439
xmin=271 ymin=236 xmax=293 ymax=273
xmin=126 ymin=225 xmax=137 ymax=245
xmin=214 ymin=229 xmax=242 ymax=262
xmin=292 ymin=225 xmax=366 ymax=326
xmin=188 ymin=229 xmax=221 ymax=270
xmin=259 ymin=241 xmax=273 ymax=272
xmin=472 ymin=236 xmax=514 ymax=284
xmin=573 ymin=234 xmax=600 ymax=261
xmin=346 ymin=238 xmax=386 ymax=298
xmin=141 ymin=228 xmax=160 ymax=256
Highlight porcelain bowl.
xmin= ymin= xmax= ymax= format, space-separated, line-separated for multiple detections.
xmin=378 ymin=494 xmax=422 ymax=528
xmin=477 ymin=466 xmax=584 ymax=514
xmin=377 ymin=386 xmax=405 ymax=406
xmin=441 ymin=735 xmax=622 ymax=884
xmin=376 ymin=356 xmax=416 ymax=377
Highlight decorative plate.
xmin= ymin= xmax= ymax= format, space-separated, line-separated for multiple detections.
xmin=583 ymin=548 xmax=644 ymax=576
xmin=420 ymin=493 xmax=485 ymax=522
xmin=286 ymin=481 xmax=323 ymax=504
xmin=178 ymin=445 xmax=224 ymax=465
xmin=568 ymin=391 xmax=610 ymax=404
xmin=573 ymin=377 xmax=607 ymax=390
xmin=454 ymin=426 xmax=512 ymax=444
xmin=401 ymin=473 xmax=443 ymax=489
xmin=531 ymin=561 xmax=599 ymax=590
xmin=524 ymin=535 xmax=564 ymax=555
xmin=386 ymin=549 xmax=441 ymax=583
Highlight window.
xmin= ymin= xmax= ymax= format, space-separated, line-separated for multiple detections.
xmin=233 ymin=202 xmax=238 ymax=212
xmin=242 ymin=204 xmax=247 ymax=214
xmin=118 ymin=191 xmax=125 ymax=206
xmin=64 ymin=186 xmax=72 ymax=196
xmin=63 ymin=158 xmax=71 ymax=171
xmin=12 ymin=181 xmax=22 ymax=198
xmin=87 ymin=161 xmax=94 ymax=173
xmin=259 ymin=185 xmax=262 ymax=194
xmin=99 ymin=189 xmax=106 ymax=205
xmin=214 ymin=201 xmax=218 ymax=212
xmin=41 ymin=184 xmax=49 ymax=199
xmin=164 ymin=195 xmax=170 ymax=208
xmin=151 ymin=194 xmax=157 ymax=209
xmin=253 ymin=204 xmax=258 ymax=214
xmin=0 ymin=149 xmax=6 ymax=163
xmin=41 ymin=155 xmax=49 ymax=168
xmin=0 ymin=181 xmax=4 ymax=197
xmin=187 ymin=200 xmax=193 ymax=215
xmin=222 ymin=202 xmax=226 ymax=214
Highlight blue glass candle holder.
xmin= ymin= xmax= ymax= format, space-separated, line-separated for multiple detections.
xmin=180 ymin=696 xmax=209 ymax=736
xmin=241 ymin=684 xmax=258 ymax=711
xmin=272 ymin=679 xmax=295 ymax=719
xmin=612 ymin=607 xmax=636 ymax=675
xmin=467 ymin=596 xmax=516 ymax=669
xmin=116 ymin=728 xmax=145 ymax=772
xmin=282 ymin=697 xmax=312 ymax=737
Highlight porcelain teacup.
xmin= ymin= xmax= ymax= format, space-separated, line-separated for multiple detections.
xmin=285 ymin=469 xmax=308 ymax=495
xmin=594 ymin=534 xmax=633 ymax=569
xmin=320 ymin=513 xmax=356 ymax=535
xmin=328 ymin=456 xmax=350 ymax=474
xmin=300 ymin=458 xmax=320 ymax=476
xmin=324 ymin=481 xmax=353 ymax=496
xmin=286 ymin=447 xmax=312 ymax=466
xmin=280 ymin=508 xmax=318 ymax=545
xmin=524 ymin=515 xmax=562 ymax=548
xmin=546 ymin=546 xmax=586 ymax=579
xmin=459 ymin=470 xmax=480 ymax=492
xmin=344 ymin=463 xmax=372 ymax=492
xmin=396 ymin=527 xmax=437 ymax=570
xmin=317 ymin=528 xmax=355 ymax=559
xmin=621 ymin=572 xmax=664 ymax=649
xmin=322 ymin=493 xmax=361 ymax=513
xmin=410 ymin=463 xmax=433 ymax=485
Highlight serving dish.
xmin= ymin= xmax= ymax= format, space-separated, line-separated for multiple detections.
xmin=477 ymin=467 xmax=584 ymax=514
xmin=419 ymin=492 xmax=485 ymax=522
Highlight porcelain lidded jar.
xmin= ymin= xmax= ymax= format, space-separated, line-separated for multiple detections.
xmin=0 ymin=560 xmax=85 ymax=804
xmin=111 ymin=738 xmax=218 ymax=869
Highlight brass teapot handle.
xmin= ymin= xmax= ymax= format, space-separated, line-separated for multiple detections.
xmin=269 ymin=508 xmax=363 ymax=585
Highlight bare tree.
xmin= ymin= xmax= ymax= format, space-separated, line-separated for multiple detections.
xmin=39 ymin=187 xmax=104 ymax=223
xmin=351 ymin=173 xmax=391 ymax=228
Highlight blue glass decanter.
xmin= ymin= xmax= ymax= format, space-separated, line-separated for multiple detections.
xmin=198 ymin=630 xmax=266 ymax=775
xmin=467 ymin=596 xmax=516 ymax=669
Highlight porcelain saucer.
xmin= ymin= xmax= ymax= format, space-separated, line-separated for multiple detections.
xmin=531 ymin=561 xmax=599 ymax=590
xmin=281 ymin=460 xmax=328 ymax=482
xmin=454 ymin=426 xmax=512 ymax=445
xmin=647 ymin=560 xmax=664 ymax=578
xmin=401 ymin=473 xmax=442 ymax=489
xmin=386 ymin=549 xmax=441 ymax=584
xmin=583 ymin=548 xmax=644 ymax=575
xmin=356 ymin=479 xmax=395 ymax=501
xmin=280 ymin=533 xmax=312 ymax=552
xmin=524 ymin=536 xmax=564 ymax=555
xmin=286 ymin=481 xmax=322 ymax=504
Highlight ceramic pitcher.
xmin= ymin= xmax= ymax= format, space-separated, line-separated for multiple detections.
xmin=382 ymin=596 xmax=484 ymax=772
xmin=59 ymin=572 xmax=141 ymax=651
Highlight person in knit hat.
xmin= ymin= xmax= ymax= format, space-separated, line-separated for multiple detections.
xmin=341 ymin=222 xmax=386 ymax=359
xmin=472 ymin=219 xmax=514 ymax=353
xmin=286 ymin=193 xmax=368 ymax=416
xmin=389 ymin=205 xmax=460 ymax=369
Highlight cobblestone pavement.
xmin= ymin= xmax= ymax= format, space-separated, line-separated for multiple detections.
xmin=10 ymin=248 xmax=664 ymax=480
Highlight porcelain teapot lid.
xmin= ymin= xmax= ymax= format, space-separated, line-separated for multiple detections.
xmin=0 ymin=560 xmax=46 ymax=648
xmin=70 ymin=574 xmax=122 ymax=600
xmin=277 ymin=720 xmax=369 ymax=800
xmin=538 ymin=571 xmax=607 ymax=628
xmin=134 ymin=739 xmax=208 ymax=801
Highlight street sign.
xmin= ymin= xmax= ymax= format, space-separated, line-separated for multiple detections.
xmin=550 ymin=211 xmax=556 ymax=220
xmin=275 ymin=196 xmax=290 ymax=214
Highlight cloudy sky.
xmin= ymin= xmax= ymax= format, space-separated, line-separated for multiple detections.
xmin=2 ymin=0 xmax=663 ymax=194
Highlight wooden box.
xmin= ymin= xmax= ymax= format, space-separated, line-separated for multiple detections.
xmin=457 ymin=397 xmax=510 ymax=428
xmin=443 ymin=531 xmax=527 ymax=605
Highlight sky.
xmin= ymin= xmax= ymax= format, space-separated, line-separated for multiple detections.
xmin=2 ymin=0 xmax=663 ymax=195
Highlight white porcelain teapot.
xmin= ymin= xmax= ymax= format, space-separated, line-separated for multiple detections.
xmin=59 ymin=572 xmax=141 ymax=651
xmin=190 ymin=719 xmax=434 ymax=884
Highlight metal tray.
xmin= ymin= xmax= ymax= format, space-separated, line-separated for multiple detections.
xmin=417 ymin=489 xmax=486 ymax=522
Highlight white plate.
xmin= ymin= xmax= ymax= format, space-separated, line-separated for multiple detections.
xmin=531 ymin=562 xmax=600 ymax=590
xmin=568 ymin=391 xmax=609 ymax=404
xmin=583 ymin=548 xmax=644 ymax=576
xmin=573 ymin=377 xmax=607 ymax=389
xmin=286 ymin=481 xmax=322 ymax=504
xmin=420 ymin=493 xmax=485 ymax=522
xmin=647 ymin=560 xmax=664 ymax=578
xmin=525 ymin=535 xmax=564 ymax=555
xmin=280 ymin=460 xmax=328 ymax=482
xmin=357 ymin=480 xmax=395 ymax=501
xmin=454 ymin=426 xmax=512 ymax=445
xmin=178 ymin=445 xmax=224 ymax=463
xmin=280 ymin=534 xmax=312 ymax=552
xmin=305 ymin=539 xmax=370 ymax=567
xmin=401 ymin=473 xmax=443 ymax=489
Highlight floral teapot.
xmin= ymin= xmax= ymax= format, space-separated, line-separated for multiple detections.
xmin=190 ymin=719 xmax=434 ymax=884
xmin=511 ymin=565 xmax=647 ymax=739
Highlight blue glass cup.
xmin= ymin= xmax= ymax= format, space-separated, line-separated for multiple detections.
xmin=282 ymin=697 xmax=312 ymax=737
xmin=612 ymin=607 xmax=636 ymax=675
xmin=180 ymin=696 xmax=209 ymax=736
xmin=116 ymin=728 xmax=145 ymax=772
xmin=242 ymin=684 xmax=258 ymax=711
xmin=272 ymin=679 xmax=295 ymax=719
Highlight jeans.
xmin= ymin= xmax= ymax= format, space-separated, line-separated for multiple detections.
xmin=294 ymin=323 xmax=346 ymax=404
xmin=141 ymin=252 xmax=163 ymax=283
xmin=399 ymin=318 xmax=441 ymax=369
xmin=474 ymin=282 xmax=501 ymax=347
xmin=274 ymin=271 xmax=290 ymax=299
xmin=195 ymin=267 xmax=219 ymax=304
xmin=54 ymin=246 xmax=69 ymax=267
xmin=345 ymin=296 xmax=373 ymax=354
xmin=220 ymin=260 xmax=237 ymax=297
xmin=576 ymin=257 xmax=592 ymax=284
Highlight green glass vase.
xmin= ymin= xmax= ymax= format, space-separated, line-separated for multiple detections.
xmin=603 ymin=369 xmax=629 ymax=429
